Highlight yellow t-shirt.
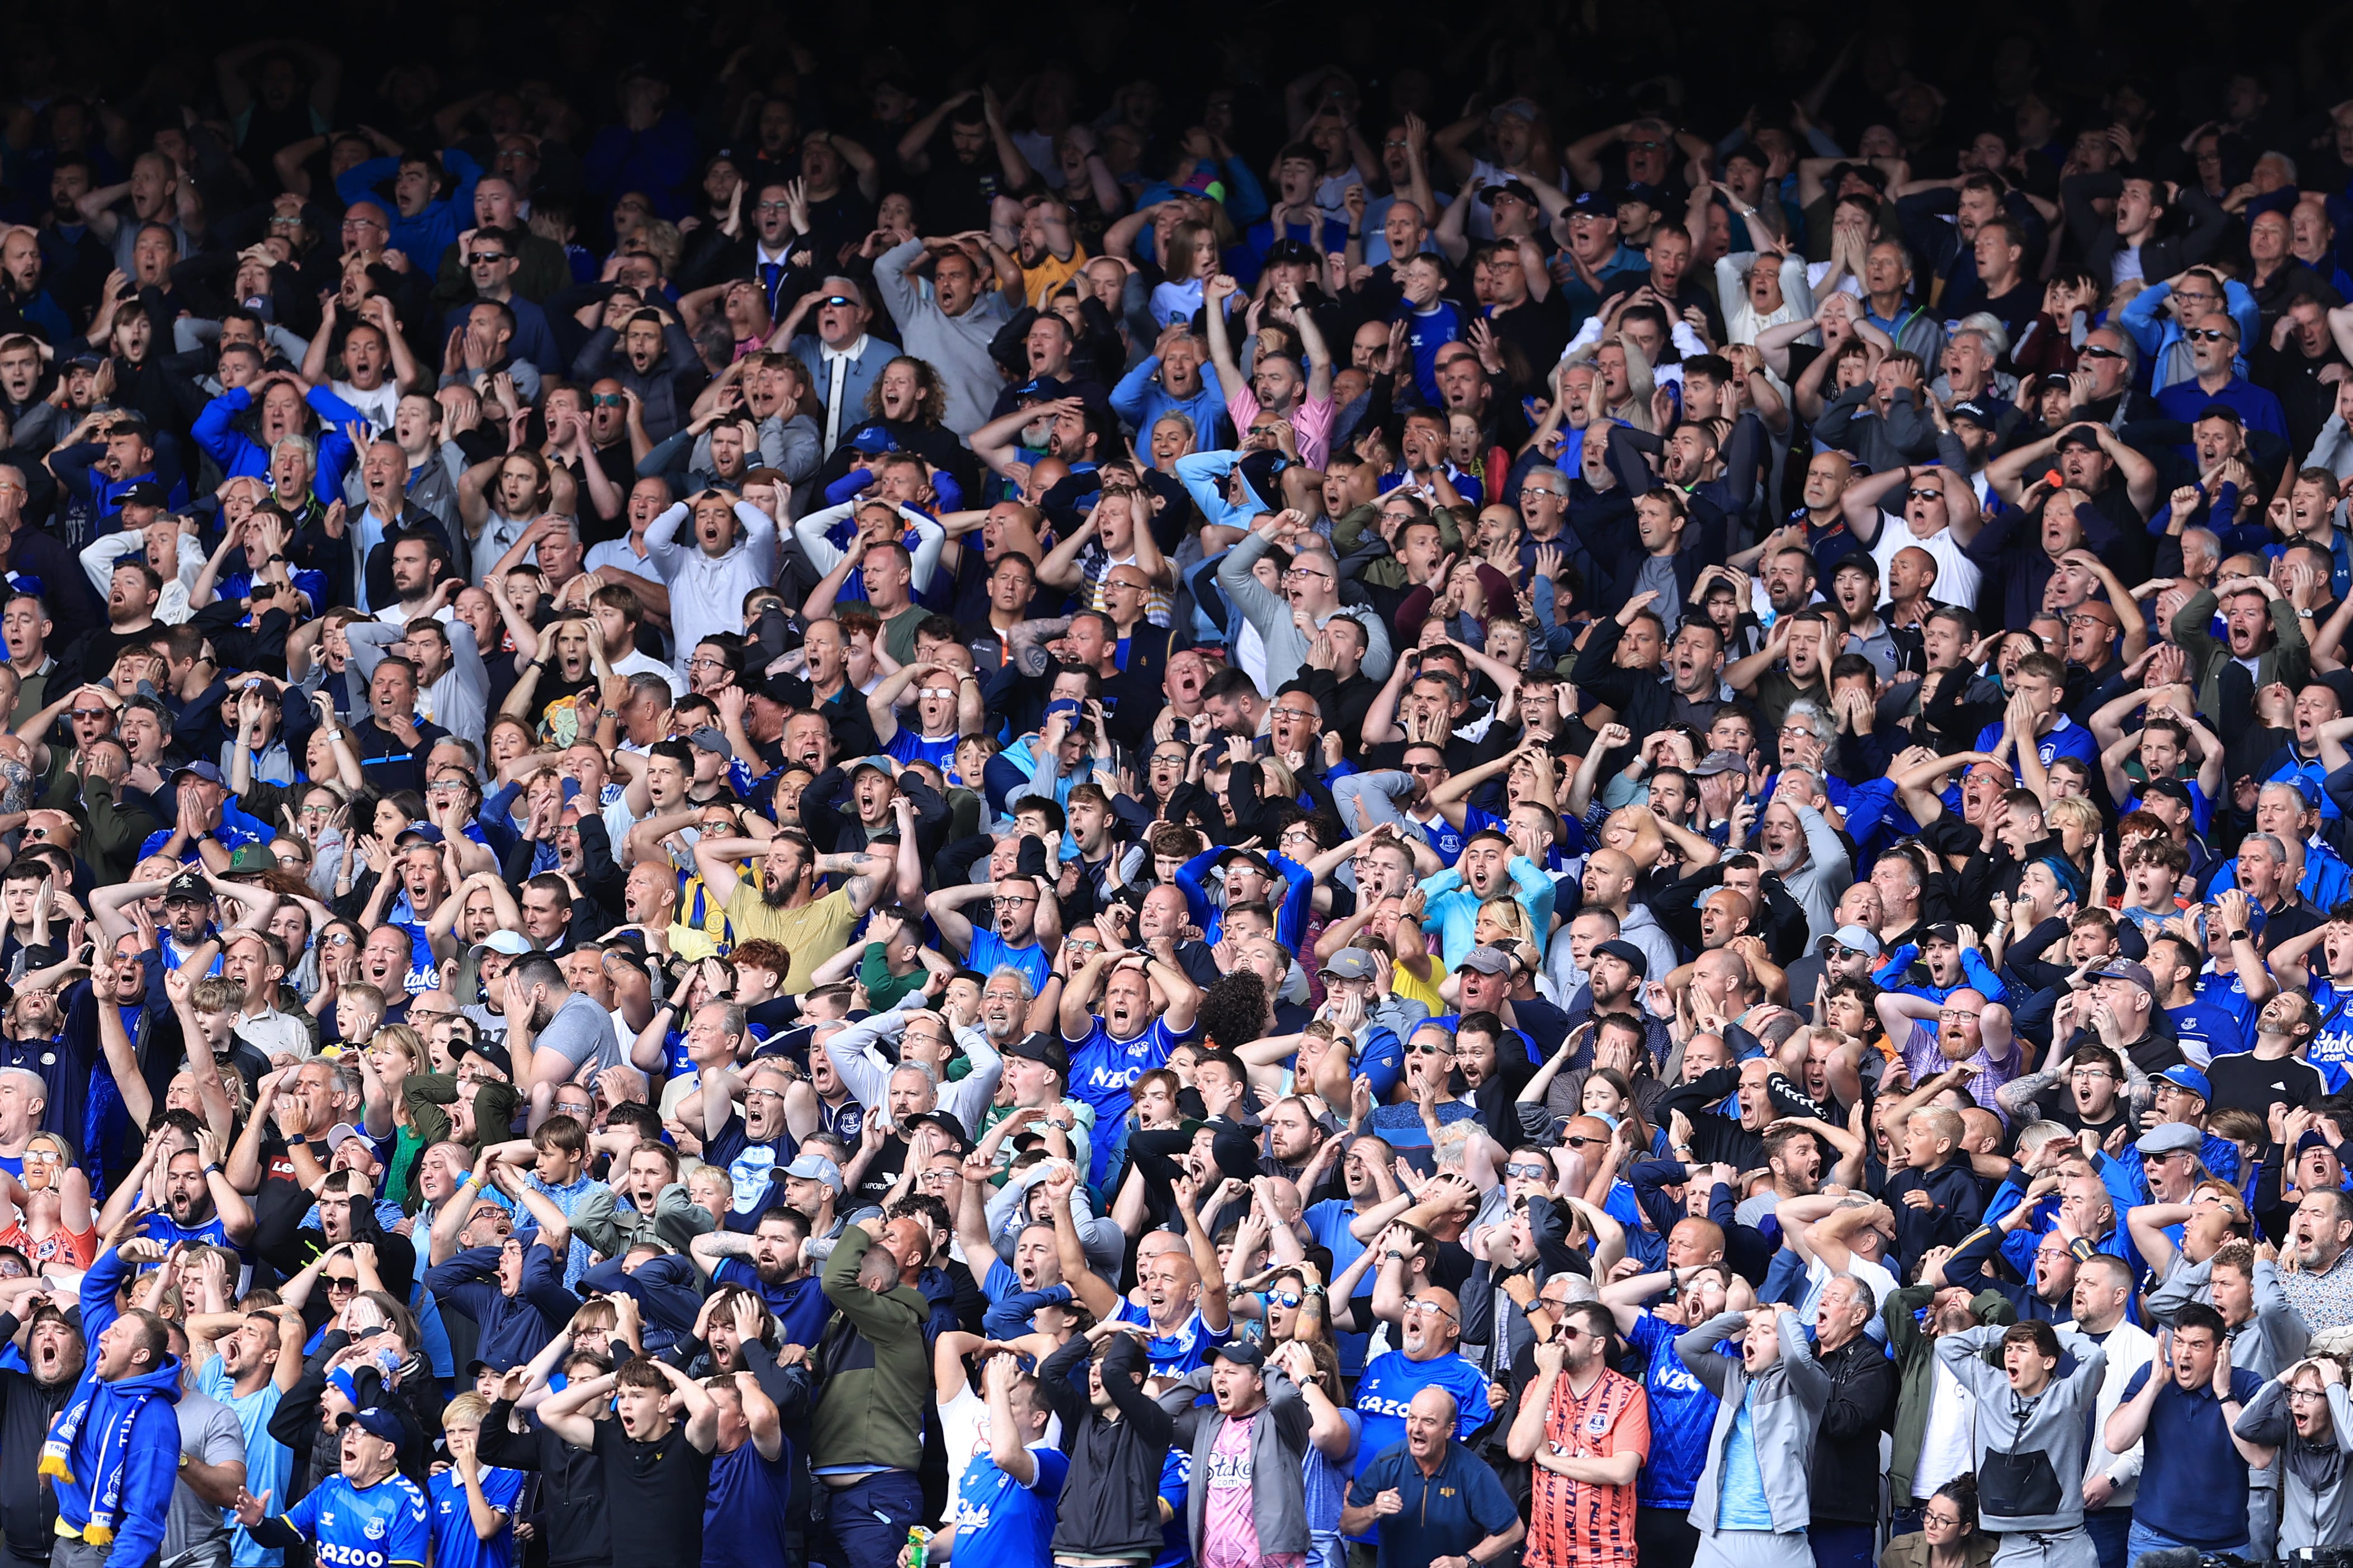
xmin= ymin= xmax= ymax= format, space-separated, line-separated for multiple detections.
xmin=1391 ymin=963 xmax=1445 ymax=1017
xmin=1022 ymin=246 xmax=1088 ymax=310
xmin=722 ymin=882 xmax=859 ymax=993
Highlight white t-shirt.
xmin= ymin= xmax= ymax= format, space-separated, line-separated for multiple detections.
xmin=331 ymin=380 xmax=401 ymax=439
xmin=1870 ymin=513 xmax=1983 ymax=609
xmin=611 ymin=646 xmax=685 ymax=697
xmin=1913 ymin=1357 xmax=1981 ymax=1498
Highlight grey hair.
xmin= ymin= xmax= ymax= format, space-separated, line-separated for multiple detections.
xmin=2244 ymin=832 xmax=2290 ymax=864
xmin=1828 ymin=1272 xmax=1879 ymax=1316
xmin=2259 ymin=150 xmax=2299 ymax=183
xmin=1953 ymin=313 xmax=2011 ymax=361
xmin=890 ymin=1059 xmax=940 ymax=1089
xmin=0 ymin=1068 xmax=45 ymax=1105
xmin=701 ymin=1001 xmax=748 ymax=1038
xmin=269 ymin=433 xmax=318 ymax=470
xmin=987 ymin=965 xmax=1037 ymax=1005
xmin=1783 ymin=699 xmax=1836 ymax=749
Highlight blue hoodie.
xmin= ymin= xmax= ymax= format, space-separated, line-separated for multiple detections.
xmin=49 ymin=1248 xmax=182 ymax=1568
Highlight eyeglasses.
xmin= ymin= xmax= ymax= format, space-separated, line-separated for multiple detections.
xmin=755 ymin=200 xmax=792 ymax=211
xmin=2069 ymin=1068 xmax=2116 ymax=1081
xmin=2290 ymin=1388 xmax=2330 ymax=1404
xmin=68 ymin=709 xmax=111 ymax=721
xmin=1407 ymin=763 xmax=1447 ymax=775
xmin=1923 ymin=1512 xmax=1964 ymax=1529
xmin=686 ymin=655 xmax=727 ymax=669
xmin=1283 ymin=566 xmax=1333 ymax=581
xmin=1407 ymin=1044 xmax=1453 ymax=1057
xmin=1521 ymin=486 xmax=1560 ymax=500
xmin=1272 ymin=707 xmax=1319 ymax=721
xmin=1402 ymin=1299 xmax=1458 ymax=1320
xmin=993 ymin=896 xmax=1037 ymax=909
xmin=1561 ymin=1134 xmax=1606 ymax=1148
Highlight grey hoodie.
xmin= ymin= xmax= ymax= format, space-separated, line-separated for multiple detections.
xmin=1935 ymin=1323 xmax=2108 ymax=1534
xmin=2236 ymin=1377 xmax=2353 ymax=1552
xmin=1158 ymin=1366 xmax=1314 ymax=1558
xmin=1679 ymin=1309 xmax=1831 ymax=1535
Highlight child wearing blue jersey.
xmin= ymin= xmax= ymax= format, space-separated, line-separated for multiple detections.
xmin=929 ymin=1351 xmax=1067 ymax=1568
xmin=426 ymin=1395 xmax=525 ymax=1568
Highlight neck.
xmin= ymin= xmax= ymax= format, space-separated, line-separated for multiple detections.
xmin=2199 ymin=366 xmax=2232 ymax=392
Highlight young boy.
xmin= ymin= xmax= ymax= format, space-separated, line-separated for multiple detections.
xmin=1883 ymin=1106 xmax=1985 ymax=1276
xmin=428 ymin=1391 xmax=527 ymax=1568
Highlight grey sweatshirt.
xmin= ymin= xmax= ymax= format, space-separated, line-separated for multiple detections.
xmin=1935 ymin=1324 xmax=2108 ymax=1534
xmin=2236 ymin=1377 xmax=2353 ymax=1552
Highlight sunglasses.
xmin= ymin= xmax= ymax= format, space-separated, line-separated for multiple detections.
xmin=1906 ymin=488 xmax=1943 ymax=501
xmin=2078 ymin=345 xmax=2123 ymax=359
xmin=1407 ymin=1044 xmax=1453 ymax=1057
xmin=323 ymin=1275 xmax=359 ymax=1291
xmin=2183 ymin=328 xmax=2232 ymax=343
xmin=1504 ymin=1162 xmax=1549 ymax=1179
xmin=1268 ymin=1290 xmax=1305 ymax=1309
xmin=591 ymin=394 xmax=625 ymax=408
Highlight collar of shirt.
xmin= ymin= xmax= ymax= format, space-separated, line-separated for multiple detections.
xmin=821 ymin=334 xmax=871 ymax=363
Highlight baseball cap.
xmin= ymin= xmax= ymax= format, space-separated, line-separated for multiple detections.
xmin=163 ymin=871 xmax=211 ymax=904
xmin=324 ymin=1122 xmax=370 ymax=1154
xmin=2053 ymin=426 xmax=2102 ymax=452
xmin=116 ymin=481 xmax=166 ymax=509
xmin=1212 ymin=1339 xmax=1267 ymax=1368
xmin=2089 ymin=959 xmax=2154 ymax=997
xmin=1319 ymin=950 xmax=1377 ymax=982
xmin=1013 ymin=375 xmax=1066 ymax=401
xmin=1822 ymin=925 xmax=1882 ymax=959
xmin=1480 ymin=179 xmax=1541 ymax=207
xmin=2157 ymin=1064 xmax=2212 ymax=1101
xmin=783 ymin=1153 xmax=845 ymax=1193
xmin=338 ymin=1406 xmax=405 ymax=1443
xmin=1615 ymin=181 xmax=1666 ymax=211
xmin=1457 ymin=945 xmax=1513 ymax=975
xmin=1591 ymin=938 xmax=1648 ymax=978
xmin=1264 ymin=237 xmax=1319 ymax=264
xmin=1567 ymin=190 xmax=1614 ymax=216
xmin=1948 ymin=400 xmax=1998 ymax=428
xmin=1690 ymin=750 xmax=1749 ymax=778
xmin=470 ymin=931 xmax=533 ymax=967
xmin=848 ymin=425 xmax=899 ymax=456
xmin=688 ymin=726 xmax=733 ymax=758
xmin=2296 ymin=1130 xmax=2337 ymax=1159
xmin=1004 ymin=1031 xmax=1071 ymax=1077
xmin=2134 ymin=1122 xmax=2203 ymax=1156
xmin=461 ymin=1039 xmax=513 ymax=1078
xmin=1218 ymin=845 xmax=1274 ymax=878
xmin=1921 ymin=922 xmax=1962 ymax=946
xmin=396 ymin=822 xmax=446 ymax=846
xmin=228 ymin=842 xmax=278 ymax=873
xmin=171 ymin=760 xmax=225 ymax=787
xmin=905 ymin=1110 xmax=970 ymax=1152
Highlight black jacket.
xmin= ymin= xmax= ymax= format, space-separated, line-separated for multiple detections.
xmin=1037 ymin=1330 xmax=1174 ymax=1561
xmin=1811 ymin=1330 xmax=1898 ymax=1523
xmin=478 ymin=1398 xmax=614 ymax=1568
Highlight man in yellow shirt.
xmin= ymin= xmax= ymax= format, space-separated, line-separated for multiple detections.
xmin=691 ymin=828 xmax=893 ymax=992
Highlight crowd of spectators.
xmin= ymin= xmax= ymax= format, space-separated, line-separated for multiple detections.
xmin=11 ymin=15 xmax=2353 ymax=1568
